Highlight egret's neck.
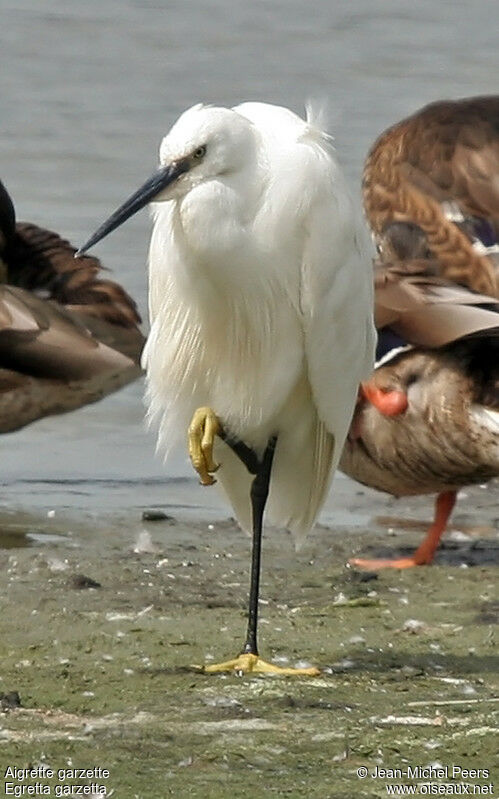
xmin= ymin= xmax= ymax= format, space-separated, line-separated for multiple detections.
xmin=149 ymin=175 xmax=270 ymax=328
xmin=149 ymin=129 xmax=273 ymax=342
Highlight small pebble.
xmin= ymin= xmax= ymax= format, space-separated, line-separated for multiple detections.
xmin=133 ymin=530 xmax=158 ymax=554
xmin=402 ymin=619 xmax=426 ymax=634
xmin=349 ymin=569 xmax=378 ymax=583
xmin=0 ymin=691 xmax=21 ymax=710
xmin=47 ymin=557 xmax=69 ymax=573
xmin=70 ymin=574 xmax=101 ymax=590
xmin=142 ymin=510 xmax=175 ymax=522
xmin=447 ymin=530 xmax=471 ymax=542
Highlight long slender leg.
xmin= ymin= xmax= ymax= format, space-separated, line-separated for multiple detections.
xmin=350 ymin=490 xmax=457 ymax=570
xmin=242 ymin=437 xmax=276 ymax=657
xmin=188 ymin=408 xmax=320 ymax=675
xmin=202 ymin=436 xmax=319 ymax=675
xmin=220 ymin=430 xmax=261 ymax=476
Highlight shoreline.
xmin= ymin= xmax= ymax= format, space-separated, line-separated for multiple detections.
xmin=0 ymin=480 xmax=497 ymax=796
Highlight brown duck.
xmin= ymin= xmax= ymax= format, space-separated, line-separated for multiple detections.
xmin=341 ymin=96 xmax=499 ymax=568
xmin=340 ymin=258 xmax=499 ymax=568
xmin=363 ymin=95 xmax=499 ymax=299
xmin=0 ymin=178 xmax=144 ymax=433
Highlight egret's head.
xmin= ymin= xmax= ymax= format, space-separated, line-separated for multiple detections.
xmin=76 ymin=104 xmax=255 ymax=255
xmin=158 ymin=104 xmax=254 ymax=199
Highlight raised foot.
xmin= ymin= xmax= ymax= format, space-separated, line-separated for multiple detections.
xmin=188 ymin=406 xmax=221 ymax=486
xmin=349 ymin=555 xmax=429 ymax=570
xmin=192 ymin=652 xmax=320 ymax=676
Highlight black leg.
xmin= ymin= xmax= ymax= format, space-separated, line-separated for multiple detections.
xmin=219 ymin=430 xmax=261 ymax=475
xmin=198 ymin=428 xmax=320 ymax=674
xmin=241 ymin=437 xmax=276 ymax=657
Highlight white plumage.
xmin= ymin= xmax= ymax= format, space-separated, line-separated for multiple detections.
xmin=77 ymin=100 xmax=377 ymax=673
xmin=140 ymin=102 xmax=376 ymax=542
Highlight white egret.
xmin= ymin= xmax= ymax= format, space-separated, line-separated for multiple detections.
xmin=78 ymin=102 xmax=376 ymax=675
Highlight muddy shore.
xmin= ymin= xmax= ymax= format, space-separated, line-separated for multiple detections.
xmin=0 ymin=479 xmax=497 ymax=797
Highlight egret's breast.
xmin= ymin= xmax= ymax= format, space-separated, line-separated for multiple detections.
xmin=147 ymin=190 xmax=306 ymax=449
xmin=178 ymin=180 xmax=247 ymax=266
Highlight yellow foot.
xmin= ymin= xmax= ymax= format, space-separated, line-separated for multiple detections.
xmin=188 ymin=406 xmax=221 ymax=486
xmin=349 ymin=556 xmax=427 ymax=570
xmin=192 ymin=652 xmax=320 ymax=676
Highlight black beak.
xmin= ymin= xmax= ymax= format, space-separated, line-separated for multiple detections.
xmin=76 ymin=160 xmax=189 ymax=256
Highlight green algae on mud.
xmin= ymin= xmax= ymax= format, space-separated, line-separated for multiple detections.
xmin=0 ymin=482 xmax=497 ymax=798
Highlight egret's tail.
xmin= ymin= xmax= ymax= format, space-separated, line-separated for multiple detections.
xmin=214 ymin=379 xmax=336 ymax=548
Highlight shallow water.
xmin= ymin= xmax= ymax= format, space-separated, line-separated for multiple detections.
xmin=1 ymin=0 xmax=498 ymax=512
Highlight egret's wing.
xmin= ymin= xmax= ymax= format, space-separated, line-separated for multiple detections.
xmin=300 ymin=160 xmax=376 ymax=476
xmin=267 ymin=179 xmax=375 ymax=544
xmin=236 ymin=110 xmax=377 ymax=540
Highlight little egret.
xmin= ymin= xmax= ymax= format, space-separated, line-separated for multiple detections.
xmin=78 ymin=102 xmax=376 ymax=675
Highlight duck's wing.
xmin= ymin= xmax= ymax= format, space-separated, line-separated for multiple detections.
xmin=364 ymin=96 xmax=499 ymax=297
xmin=4 ymin=221 xmax=145 ymax=362
xmin=374 ymin=260 xmax=499 ymax=358
xmin=0 ymin=285 xmax=138 ymax=381
xmin=0 ymin=285 xmax=143 ymax=433
xmin=7 ymin=222 xmax=142 ymax=329
xmin=340 ymin=262 xmax=499 ymax=501
xmin=0 ymin=180 xmax=145 ymax=431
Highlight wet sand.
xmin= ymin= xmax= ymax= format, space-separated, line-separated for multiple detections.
xmin=0 ymin=480 xmax=497 ymax=797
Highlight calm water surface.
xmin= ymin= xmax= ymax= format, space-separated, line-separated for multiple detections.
xmin=1 ymin=0 xmax=497 ymax=516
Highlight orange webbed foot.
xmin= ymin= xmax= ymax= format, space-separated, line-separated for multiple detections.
xmin=349 ymin=555 xmax=430 ymax=570
xmin=349 ymin=492 xmax=457 ymax=571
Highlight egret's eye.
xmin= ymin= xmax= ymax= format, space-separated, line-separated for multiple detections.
xmin=193 ymin=145 xmax=206 ymax=160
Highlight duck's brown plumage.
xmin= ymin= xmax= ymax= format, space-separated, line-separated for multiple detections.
xmin=363 ymin=96 xmax=499 ymax=298
xmin=0 ymin=178 xmax=145 ymax=433
xmin=340 ymin=261 xmax=499 ymax=500
xmin=343 ymin=97 xmax=499 ymax=567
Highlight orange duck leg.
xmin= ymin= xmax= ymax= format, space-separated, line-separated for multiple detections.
xmin=351 ymin=490 xmax=457 ymax=570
